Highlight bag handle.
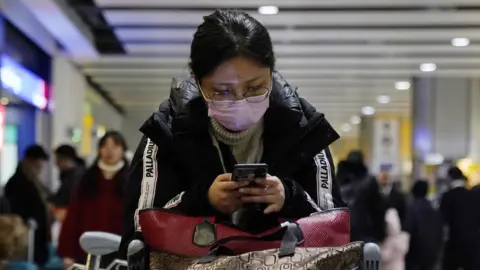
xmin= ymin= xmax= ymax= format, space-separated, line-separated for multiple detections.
xmin=198 ymin=222 xmax=302 ymax=264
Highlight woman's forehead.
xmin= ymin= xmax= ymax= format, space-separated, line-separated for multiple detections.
xmin=205 ymin=57 xmax=270 ymax=86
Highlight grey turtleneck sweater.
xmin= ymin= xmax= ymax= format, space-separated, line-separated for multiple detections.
xmin=210 ymin=118 xmax=265 ymax=165
xmin=210 ymin=118 xmax=265 ymax=224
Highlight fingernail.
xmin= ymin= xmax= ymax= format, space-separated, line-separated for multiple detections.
xmin=239 ymin=188 xmax=245 ymax=193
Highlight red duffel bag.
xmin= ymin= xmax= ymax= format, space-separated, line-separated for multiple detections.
xmin=138 ymin=207 xmax=350 ymax=256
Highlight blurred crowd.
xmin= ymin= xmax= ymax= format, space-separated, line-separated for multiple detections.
xmin=338 ymin=150 xmax=480 ymax=270
xmin=0 ymin=131 xmax=129 ymax=269
xmin=0 ymin=134 xmax=479 ymax=270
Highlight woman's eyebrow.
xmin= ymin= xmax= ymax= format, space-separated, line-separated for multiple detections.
xmin=244 ymin=75 xmax=264 ymax=84
xmin=212 ymin=75 xmax=265 ymax=87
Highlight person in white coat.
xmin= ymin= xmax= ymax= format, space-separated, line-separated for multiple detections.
xmin=381 ymin=208 xmax=410 ymax=270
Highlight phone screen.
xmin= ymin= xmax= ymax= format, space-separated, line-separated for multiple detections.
xmin=232 ymin=164 xmax=268 ymax=182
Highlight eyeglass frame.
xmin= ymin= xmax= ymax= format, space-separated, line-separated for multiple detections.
xmin=196 ymin=78 xmax=273 ymax=108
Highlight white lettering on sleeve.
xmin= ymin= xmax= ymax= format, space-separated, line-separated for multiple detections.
xmin=313 ymin=150 xmax=335 ymax=210
xmin=134 ymin=138 xmax=159 ymax=231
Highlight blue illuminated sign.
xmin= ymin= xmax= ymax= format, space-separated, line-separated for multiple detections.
xmin=1 ymin=55 xmax=49 ymax=110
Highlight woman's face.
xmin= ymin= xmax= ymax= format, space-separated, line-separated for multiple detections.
xmin=200 ymin=57 xmax=272 ymax=102
xmin=99 ymin=137 xmax=124 ymax=165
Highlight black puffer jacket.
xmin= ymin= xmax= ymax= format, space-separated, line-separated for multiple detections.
xmin=120 ymin=72 xmax=345 ymax=255
xmin=49 ymin=166 xmax=84 ymax=207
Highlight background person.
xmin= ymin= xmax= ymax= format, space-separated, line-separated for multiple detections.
xmin=49 ymin=145 xmax=85 ymax=222
xmin=405 ymin=180 xmax=443 ymax=270
xmin=441 ymin=166 xmax=478 ymax=270
xmin=377 ymin=168 xmax=407 ymax=228
xmin=380 ymin=208 xmax=409 ymax=270
xmin=57 ymin=131 xmax=129 ymax=268
xmin=349 ymin=176 xmax=388 ymax=243
xmin=336 ymin=150 xmax=372 ymax=207
xmin=4 ymin=145 xmax=51 ymax=266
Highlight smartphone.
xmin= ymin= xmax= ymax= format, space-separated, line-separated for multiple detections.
xmin=232 ymin=163 xmax=268 ymax=182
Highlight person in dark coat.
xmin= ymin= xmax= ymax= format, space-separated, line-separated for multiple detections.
xmin=49 ymin=145 xmax=85 ymax=221
xmin=4 ymin=145 xmax=50 ymax=266
xmin=336 ymin=150 xmax=372 ymax=207
xmin=120 ymin=9 xmax=345 ymax=257
xmin=336 ymin=150 xmax=387 ymax=243
xmin=350 ymin=176 xmax=388 ymax=243
xmin=405 ymin=180 xmax=443 ymax=270
xmin=377 ymin=169 xmax=407 ymax=228
xmin=470 ymin=171 xmax=480 ymax=269
xmin=441 ymin=166 xmax=478 ymax=270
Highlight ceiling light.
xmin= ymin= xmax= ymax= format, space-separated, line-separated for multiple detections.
xmin=395 ymin=81 xmax=410 ymax=90
xmin=350 ymin=115 xmax=361 ymax=125
xmin=341 ymin=123 xmax=352 ymax=133
xmin=377 ymin=95 xmax=391 ymax=104
xmin=420 ymin=63 xmax=436 ymax=72
xmin=258 ymin=6 xmax=279 ymax=15
xmin=451 ymin=37 xmax=470 ymax=47
xmin=362 ymin=106 xmax=376 ymax=116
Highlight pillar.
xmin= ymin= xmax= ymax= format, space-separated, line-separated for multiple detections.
xmin=469 ymin=79 xmax=480 ymax=162
xmin=411 ymin=77 xmax=473 ymax=179
xmin=359 ymin=113 xmax=411 ymax=190
xmin=461 ymin=79 xmax=480 ymax=184
xmin=51 ymin=57 xmax=86 ymax=148
xmin=50 ymin=57 xmax=86 ymax=189
xmin=359 ymin=116 xmax=374 ymax=168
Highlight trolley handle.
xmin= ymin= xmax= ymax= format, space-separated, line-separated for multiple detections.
xmin=27 ymin=219 xmax=37 ymax=263
xmin=363 ymin=242 xmax=381 ymax=270
xmin=79 ymin=232 xmax=122 ymax=270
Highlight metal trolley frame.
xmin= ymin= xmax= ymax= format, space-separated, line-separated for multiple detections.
xmin=71 ymin=232 xmax=381 ymax=270
xmin=69 ymin=232 xmax=127 ymax=270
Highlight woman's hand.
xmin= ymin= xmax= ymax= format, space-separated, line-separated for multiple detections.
xmin=208 ymin=173 xmax=250 ymax=214
xmin=63 ymin=257 xmax=75 ymax=269
xmin=239 ymin=175 xmax=285 ymax=214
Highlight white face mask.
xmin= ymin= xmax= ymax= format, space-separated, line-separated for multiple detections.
xmin=205 ymin=92 xmax=270 ymax=131
xmin=198 ymin=78 xmax=272 ymax=132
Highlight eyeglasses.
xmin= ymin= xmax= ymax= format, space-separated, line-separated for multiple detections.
xmin=207 ymin=86 xmax=270 ymax=107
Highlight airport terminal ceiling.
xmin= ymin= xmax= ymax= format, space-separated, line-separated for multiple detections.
xmin=66 ymin=0 xmax=480 ymax=135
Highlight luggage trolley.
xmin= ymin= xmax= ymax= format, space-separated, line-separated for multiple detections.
xmin=69 ymin=232 xmax=127 ymax=270
xmin=72 ymin=233 xmax=381 ymax=270
xmin=127 ymin=240 xmax=381 ymax=270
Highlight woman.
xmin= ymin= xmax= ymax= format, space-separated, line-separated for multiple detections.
xmin=120 ymin=9 xmax=345 ymax=255
xmin=58 ymin=131 xmax=129 ymax=267
xmin=336 ymin=150 xmax=371 ymax=206
xmin=350 ymin=176 xmax=388 ymax=243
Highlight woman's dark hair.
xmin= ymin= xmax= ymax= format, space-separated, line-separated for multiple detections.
xmin=77 ymin=131 xmax=129 ymax=198
xmin=447 ymin=166 xmax=467 ymax=181
xmin=346 ymin=150 xmax=364 ymax=164
xmin=98 ymin=130 xmax=128 ymax=153
xmin=350 ymin=178 xmax=388 ymax=243
xmin=55 ymin=144 xmax=85 ymax=167
xmin=25 ymin=144 xmax=49 ymax=160
xmin=412 ymin=180 xmax=429 ymax=198
xmin=189 ymin=9 xmax=275 ymax=80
